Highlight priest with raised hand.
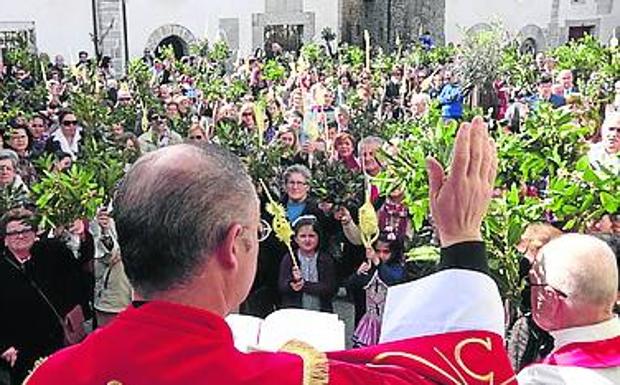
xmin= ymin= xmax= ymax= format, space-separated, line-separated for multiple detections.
xmin=24 ymin=117 xmax=516 ymax=385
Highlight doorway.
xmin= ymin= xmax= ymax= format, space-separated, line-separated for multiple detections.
xmin=156 ymin=35 xmax=188 ymax=59
xmin=568 ymin=25 xmax=595 ymax=41
xmin=264 ymin=24 xmax=304 ymax=55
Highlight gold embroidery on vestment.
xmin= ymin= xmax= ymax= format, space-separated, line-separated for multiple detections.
xmin=280 ymin=339 xmax=328 ymax=385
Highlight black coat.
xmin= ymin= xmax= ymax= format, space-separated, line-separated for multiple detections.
xmin=242 ymin=196 xmax=338 ymax=317
xmin=278 ymin=251 xmax=337 ymax=313
xmin=0 ymin=239 xmax=86 ymax=383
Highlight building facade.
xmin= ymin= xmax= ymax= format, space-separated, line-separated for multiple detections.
xmin=341 ymin=0 xmax=445 ymax=50
xmin=445 ymin=0 xmax=620 ymax=53
xmin=1 ymin=0 xmax=619 ymax=73
xmin=1 ymin=0 xmax=341 ymax=72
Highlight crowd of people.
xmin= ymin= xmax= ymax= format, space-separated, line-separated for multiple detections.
xmin=0 ymin=31 xmax=618 ymax=385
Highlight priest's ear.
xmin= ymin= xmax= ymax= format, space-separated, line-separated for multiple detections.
xmin=215 ymin=223 xmax=245 ymax=270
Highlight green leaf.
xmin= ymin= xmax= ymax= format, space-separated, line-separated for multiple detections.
xmin=507 ymin=220 xmax=523 ymax=246
xmin=583 ymin=168 xmax=601 ymax=184
xmin=601 ymin=192 xmax=618 ymax=213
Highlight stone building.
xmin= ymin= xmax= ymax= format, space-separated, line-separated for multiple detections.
xmin=1 ymin=0 xmax=619 ymax=73
xmin=446 ymin=0 xmax=620 ymax=53
xmin=1 ymin=0 xmax=339 ymax=72
xmin=342 ymin=0 xmax=445 ymax=50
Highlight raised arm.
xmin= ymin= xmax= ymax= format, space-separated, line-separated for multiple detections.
xmin=380 ymin=116 xmax=504 ymax=342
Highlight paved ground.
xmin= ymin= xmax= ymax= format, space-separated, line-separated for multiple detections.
xmin=333 ymin=288 xmax=356 ymax=349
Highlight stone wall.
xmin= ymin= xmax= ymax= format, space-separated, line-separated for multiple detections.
xmin=96 ymin=0 xmax=124 ymax=73
xmin=341 ymin=0 xmax=445 ymax=50
xmin=252 ymin=1 xmax=315 ymax=52
xmin=340 ymin=0 xmax=363 ymax=44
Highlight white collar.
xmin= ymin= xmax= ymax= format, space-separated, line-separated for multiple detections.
xmin=550 ymin=316 xmax=620 ymax=351
xmin=52 ymin=127 xmax=82 ymax=159
xmin=297 ymin=250 xmax=318 ymax=259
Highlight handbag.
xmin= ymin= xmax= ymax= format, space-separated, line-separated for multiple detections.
xmin=4 ymin=256 xmax=87 ymax=346
xmin=62 ymin=305 xmax=86 ymax=345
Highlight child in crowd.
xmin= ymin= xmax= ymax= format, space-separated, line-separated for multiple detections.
xmin=278 ymin=215 xmax=337 ymax=313
xmin=346 ymin=233 xmax=406 ymax=347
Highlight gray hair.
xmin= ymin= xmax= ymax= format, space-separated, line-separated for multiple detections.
xmin=283 ymin=164 xmax=311 ymax=184
xmin=0 ymin=149 xmax=18 ymax=168
xmin=114 ymin=143 xmax=257 ymax=297
xmin=542 ymin=233 xmax=618 ymax=309
xmin=358 ymin=136 xmax=384 ymax=155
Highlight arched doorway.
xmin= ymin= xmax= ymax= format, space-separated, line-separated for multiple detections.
xmin=520 ymin=38 xmax=537 ymax=55
xmin=518 ymin=24 xmax=547 ymax=53
xmin=145 ymin=24 xmax=197 ymax=59
xmin=156 ymin=35 xmax=187 ymax=59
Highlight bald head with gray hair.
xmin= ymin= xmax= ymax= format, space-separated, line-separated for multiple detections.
xmin=114 ymin=143 xmax=257 ymax=297
xmin=539 ymin=233 xmax=617 ymax=323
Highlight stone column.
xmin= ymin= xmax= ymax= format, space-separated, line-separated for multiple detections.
xmin=96 ymin=0 xmax=125 ymax=74
xmin=547 ymin=0 xmax=561 ymax=47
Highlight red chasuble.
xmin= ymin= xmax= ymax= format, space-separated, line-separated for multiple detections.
xmin=25 ymin=301 xmax=516 ymax=385
xmin=540 ymin=335 xmax=620 ymax=369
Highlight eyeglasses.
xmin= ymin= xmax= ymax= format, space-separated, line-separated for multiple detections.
xmin=529 ymin=282 xmax=568 ymax=298
xmin=258 ymin=219 xmax=272 ymax=242
xmin=287 ymin=181 xmax=307 ymax=187
xmin=5 ymin=227 xmax=33 ymax=237
xmin=62 ymin=120 xmax=78 ymax=126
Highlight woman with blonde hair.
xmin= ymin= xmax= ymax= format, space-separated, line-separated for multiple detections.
xmin=517 ymin=223 xmax=563 ymax=263
xmin=187 ymin=122 xmax=208 ymax=143
xmin=238 ymin=103 xmax=256 ymax=131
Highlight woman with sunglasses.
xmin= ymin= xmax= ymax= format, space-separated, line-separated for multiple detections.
xmin=278 ymin=215 xmax=337 ymax=313
xmin=45 ymin=110 xmax=83 ymax=161
xmin=186 ymin=123 xmax=208 ymax=143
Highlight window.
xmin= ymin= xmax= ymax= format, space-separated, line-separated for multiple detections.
xmin=264 ymin=24 xmax=304 ymax=54
xmin=568 ymin=25 xmax=595 ymax=41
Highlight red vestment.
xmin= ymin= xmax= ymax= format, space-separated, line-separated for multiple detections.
xmin=541 ymin=335 xmax=620 ymax=368
xmin=25 ymin=301 xmax=516 ymax=385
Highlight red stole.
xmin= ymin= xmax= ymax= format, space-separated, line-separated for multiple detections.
xmin=541 ymin=335 xmax=620 ymax=368
xmin=328 ymin=330 xmax=517 ymax=385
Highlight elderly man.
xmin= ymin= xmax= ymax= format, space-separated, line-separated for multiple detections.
xmin=589 ymin=113 xmax=620 ymax=174
xmin=26 ymin=117 xmax=516 ymax=384
xmin=557 ymin=69 xmax=578 ymax=96
xmin=518 ymin=234 xmax=619 ymax=384
xmin=530 ymin=74 xmax=566 ymax=109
